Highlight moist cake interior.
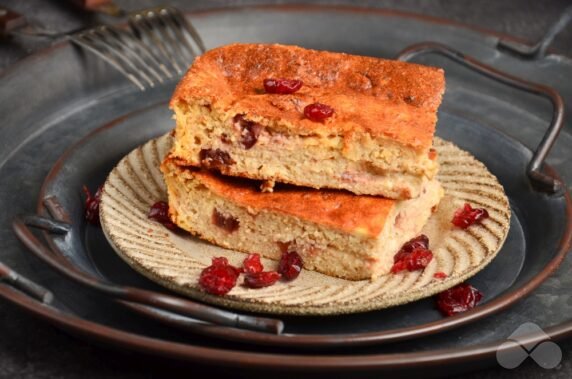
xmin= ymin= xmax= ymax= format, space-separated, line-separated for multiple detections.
xmin=161 ymin=160 xmax=444 ymax=280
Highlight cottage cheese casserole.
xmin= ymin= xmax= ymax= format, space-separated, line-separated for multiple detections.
xmin=169 ymin=43 xmax=445 ymax=199
xmin=99 ymin=135 xmax=511 ymax=315
xmin=161 ymin=158 xmax=444 ymax=280
xmin=97 ymin=43 xmax=511 ymax=314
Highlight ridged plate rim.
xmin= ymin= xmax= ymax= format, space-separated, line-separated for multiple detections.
xmin=100 ymin=134 xmax=511 ymax=315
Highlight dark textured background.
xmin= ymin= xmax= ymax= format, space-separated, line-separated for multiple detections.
xmin=1 ymin=1 xmax=571 ymax=378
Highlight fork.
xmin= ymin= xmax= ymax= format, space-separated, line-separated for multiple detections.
xmin=69 ymin=6 xmax=206 ymax=91
xmin=13 ymin=215 xmax=284 ymax=334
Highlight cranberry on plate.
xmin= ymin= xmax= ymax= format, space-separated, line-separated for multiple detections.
xmin=243 ymin=253 xmax=264 ymax=274
xmin=148 ymin=201 xmax=178 ymax=230
xmin=452 ymin=203 xmax=489 ymax=229
xmin=278 ymin=250 xmax=303 ymax=281
xmin=199 ymin=257 xmax=241 ymax=295
xmin=82 ymin=185 xmax=103 ymax=225
xmin=243 ymin=271 xmax=281 ymax=289
xmin=435 ymin=283 xmax=483 ymax=317
xmin=391 ymin=235 xmax=433 ymax=274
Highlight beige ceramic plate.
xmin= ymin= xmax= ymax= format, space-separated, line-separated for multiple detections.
xmin=100 ymin=134 xmax=510 ymax=315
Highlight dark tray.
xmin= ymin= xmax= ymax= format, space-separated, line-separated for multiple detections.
xmin=1 ymin=5 xmax=572 ymax=376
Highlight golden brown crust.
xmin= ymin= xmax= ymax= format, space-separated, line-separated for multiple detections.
xmin=171 ymin=43 xmax=445 ymax=151
xmin=163 ymin=158 xmax=394 ymax=237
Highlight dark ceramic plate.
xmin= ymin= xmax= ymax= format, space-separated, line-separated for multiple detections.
xmin=1 ymin=5 xmax=572 ymax=375
xmin=29 ymin=101 xmax=554 ymax=347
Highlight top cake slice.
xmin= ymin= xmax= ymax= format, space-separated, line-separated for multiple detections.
xmin=169 ymin=43 xmax=445 ymax=199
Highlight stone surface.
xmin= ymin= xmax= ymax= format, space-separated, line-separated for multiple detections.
xmin=0 ymin=0 xmax=571 ymax=378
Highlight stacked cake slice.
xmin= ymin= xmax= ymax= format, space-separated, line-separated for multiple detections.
xmin=161 ymin=43 xmax=446 ymax=280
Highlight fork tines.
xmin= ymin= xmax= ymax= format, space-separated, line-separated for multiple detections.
xmin=70 ymin=7 xmax=206 ymax=91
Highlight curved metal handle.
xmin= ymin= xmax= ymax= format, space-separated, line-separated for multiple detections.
xmin=0 ymin=261 xmax=53 ymax=303
xmin=12 ymin=216 xmax=284 ymax=334
xmin=397 ymin=42 xmax=565 ymax=194
xmin=497 ymin=5 xmax=572 ymax=60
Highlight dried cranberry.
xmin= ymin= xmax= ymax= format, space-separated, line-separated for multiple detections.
xmin=434 ymin=272 xmax=448 ymax=279
xmin=452 ymin=203 xmax=489 ymax=229
xmin=148 ymin=201 xmax=178 ymax=230
xmin=212 ymin=209 xmax=239 ymax=233
xmin=278 ymin=251 xmax=303 ymax=281
xmin=428 ymin=148 xmax=437 ymax=160
xmin=263 ymin=78 xmax=303 ymax=94
xmin=403 ymin=95 xmax=416 ymax=105
xmin=199 ymin=148 xmax=235 ymax=170
xmin=435 ymin=283 xmax=483 ymax=316
xmin=220 ymin=133 xmax=231 ymax=144
xmin=390 ymin=260 xmax=406 ymax=273
xmin=277 ymin=241 xmax=292 ymax=254
xmin=82 ymin=185 xmax=103 ymax=225
xmin=243 ymin=253 xmax=264 ymax=274
xmin=391 ymin=248 xmax=433 ymax=274
xmin=199 ymin=257 xmax=240 ymax=295
xmin=234 ymin=115 xmax=262 ymax=149
xmin=304 ymin=103 xmax=334 ymax=122
xmin=212 ymin=257 xmax=230 ymax=267
xmin=391 ymin=235 xmax=432 ymax=273
xmin=243 ymin=271 xmax=281 ymax=289
xmin=393 ymin=234 xmax=429 ymax=263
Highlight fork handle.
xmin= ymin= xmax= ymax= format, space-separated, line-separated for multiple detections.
xmin=13 ymin=216 xmax=284 ymax=334
xmin=0 ymin=261 xmax=53 ymax=303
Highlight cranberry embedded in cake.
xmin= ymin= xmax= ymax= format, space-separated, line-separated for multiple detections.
xmin=212 ymin=209 xmax=239 ymax=233
xmin=233 ymin=115 xmax=262 ymax=149
xmin=199 ymin=148 xmax=235 ymax=170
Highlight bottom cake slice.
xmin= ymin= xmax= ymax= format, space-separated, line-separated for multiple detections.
xmin=161 ymin=159 xmax=444 ymax=280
